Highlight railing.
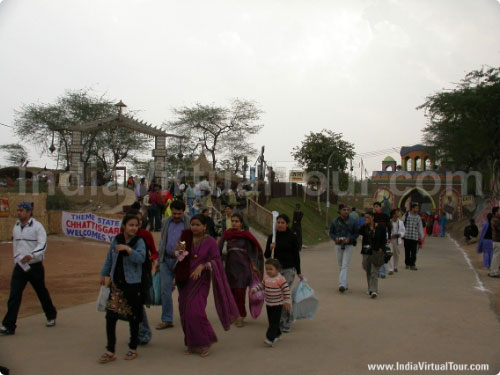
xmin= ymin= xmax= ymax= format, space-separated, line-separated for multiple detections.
xmin=246 ymin=196 xmax=273 ymax=233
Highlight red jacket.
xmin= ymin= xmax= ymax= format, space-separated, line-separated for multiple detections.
xmin=137 ymin=228 xmax=158 ymax=260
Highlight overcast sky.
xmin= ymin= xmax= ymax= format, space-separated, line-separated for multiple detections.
xmin=1 ymin=0 xmax=500 ymax=178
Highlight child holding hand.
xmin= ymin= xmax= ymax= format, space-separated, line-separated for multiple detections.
xmin=250 ymin=259 xmax=291 ymax=346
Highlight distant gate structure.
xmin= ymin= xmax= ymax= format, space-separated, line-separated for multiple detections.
xmin=69 ymin=101 xmax=183 ymax=185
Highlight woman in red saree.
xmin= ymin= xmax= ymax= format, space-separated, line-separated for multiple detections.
xmin=218 ymin=212 xmax=264 ymax=327
xmin=175 ymin=214 xmax=239 ymax=357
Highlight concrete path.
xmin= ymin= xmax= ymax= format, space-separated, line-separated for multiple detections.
xmin=1 ymin=236 xmax=499 ymax=375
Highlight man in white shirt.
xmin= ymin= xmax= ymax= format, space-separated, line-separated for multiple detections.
xmin=1 ymin=202 xmax=57 ymax=335
xmin=387 ymin=209 xmax=405 ymax=274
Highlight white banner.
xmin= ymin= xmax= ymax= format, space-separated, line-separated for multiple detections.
xmin=61 ymin=212 xmax=121 ymax=243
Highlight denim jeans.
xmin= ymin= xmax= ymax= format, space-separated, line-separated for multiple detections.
xmin=379 ymin=264 xmax=386 ymax=276
xmin=160 ymin=258 xmax=177 ymax=322
xmin=187 ymin=198 xmax=195 ymax=217
xmin=138 ymin=307 xmax=152 ymax=344
xmin=336 ymin=245 xmax=353 ymax=288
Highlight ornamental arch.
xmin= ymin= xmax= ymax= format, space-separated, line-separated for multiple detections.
xmin=69 ymin=101 xmax=183 ymax=185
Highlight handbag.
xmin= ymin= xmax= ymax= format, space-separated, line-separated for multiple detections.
xmin=96 ymin=285 xmax=110 ymax=312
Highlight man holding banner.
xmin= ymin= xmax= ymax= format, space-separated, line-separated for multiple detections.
xmin=1 ymin=202 xmax=57 ymax=335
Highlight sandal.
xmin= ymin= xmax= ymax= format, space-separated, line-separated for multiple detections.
xmin=235 ymin=317 xmax=244 ymax=328
xmin=98 ymin=352 xmax=116 ymax=364
xmin=124 ymin=350 xmax=138 ymax=360
xmin=200 ymin=347 xmax=210 ymax=357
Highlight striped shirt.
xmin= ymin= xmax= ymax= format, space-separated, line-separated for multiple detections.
xmin=253 ymin=274 xmax=291 ymax=306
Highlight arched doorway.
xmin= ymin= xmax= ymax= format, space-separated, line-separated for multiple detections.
xmin=399 ymin=187 xmax=436 ymax=214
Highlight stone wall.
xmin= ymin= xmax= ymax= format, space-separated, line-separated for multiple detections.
xmin=0 ymin=193 xmax=48 ymax=241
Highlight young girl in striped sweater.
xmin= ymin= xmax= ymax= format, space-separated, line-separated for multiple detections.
xmin=250 ymin=259 xmax=291 ymax=346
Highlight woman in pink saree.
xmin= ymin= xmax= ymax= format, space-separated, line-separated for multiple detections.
xmin=175 ymin=214 xmax=239 ymax=357
xmin=432 ymin=214 xmax=441 ymax=236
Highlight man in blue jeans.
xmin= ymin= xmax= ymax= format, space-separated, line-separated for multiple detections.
xmin=329 ymin=204 xmax=359 ymax=293
xmin=156 ymin=200 xmax=190 ymax=330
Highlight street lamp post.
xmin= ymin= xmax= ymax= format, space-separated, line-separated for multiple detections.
xmin=325 ymin=151 xmax=336 ymax=230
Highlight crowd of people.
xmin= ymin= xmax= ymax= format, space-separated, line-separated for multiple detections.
xmin=3 ymin=183 xmax=499 ymax=367
xmin=94 ymin=178 xmax=305 ymax=361
xmin=329 ymin=201 xmax=425 ymax=298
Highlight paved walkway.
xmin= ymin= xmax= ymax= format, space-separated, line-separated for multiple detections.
xmin=1 ymin=236 xmax=499 ymax=375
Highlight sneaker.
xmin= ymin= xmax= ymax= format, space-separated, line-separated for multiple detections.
xmin=370 ymin=292 xmax=378 ymax=299
xmin=46 ymin=319 xmax=56 ymax=327
xmin=282 ymin=327 xmax=291 ymax=333
xmin=488 ymin=273 xmax=500 ymax=278
xmin=339 ymin=286 xmax=346 ymax=293
xmin=273 ymin=336 xmax=280 ymax=344
xmin=410 ymin=266 xmax=418 ymax=271
xmin=0 ymin=326 xmax=14 ymax=335
xmin=388 ymin=271 xmax=394 ymax=275
xmin=365 ymin=291 xmax=372 ymax=295
xmin=380 ymin=274 xmax=386 ymax=279
xmin=264 ymin=338 xmax=273 ymax=347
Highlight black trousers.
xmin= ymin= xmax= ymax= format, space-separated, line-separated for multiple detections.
xmin=106 ymin=316 xmax=139 ymax=353
xmin=148 ymin=205 xmax=162 ymax=231
xmin=2 ymin=263 xmax=57 ymax=332
xmin=404 ymin=239 xmax=419 ymax=267
xmin=266 ymin=305 xmax=283 ymax=341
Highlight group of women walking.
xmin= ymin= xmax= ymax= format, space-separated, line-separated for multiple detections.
xmin=98 ymin=205 xmax=303 ymax=363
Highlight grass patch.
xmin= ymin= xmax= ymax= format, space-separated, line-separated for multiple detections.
xmin=262 ymin=197 xmax=338 ymax=246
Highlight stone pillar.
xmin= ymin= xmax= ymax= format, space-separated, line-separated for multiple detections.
xmin=153 ymin=136 xmax=167 ymax=188
xmin=69 ymin=130 xmax=84 ymax=186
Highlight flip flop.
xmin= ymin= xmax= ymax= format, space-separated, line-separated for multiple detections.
xmin=98 ymin=352 xmax=116 ymax=364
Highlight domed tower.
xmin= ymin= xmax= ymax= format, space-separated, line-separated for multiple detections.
xmin=382 ymin=156 xmax=397 ymax=172
xmin=400 ymin=144 xmax=434 ymax=172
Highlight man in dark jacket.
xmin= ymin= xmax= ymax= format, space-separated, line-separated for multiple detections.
xmin=329 ymin=204 xmax=359 ymax=293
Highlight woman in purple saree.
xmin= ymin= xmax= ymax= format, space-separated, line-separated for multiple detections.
xmin=175 ymin=214 xmax=239 ymax=357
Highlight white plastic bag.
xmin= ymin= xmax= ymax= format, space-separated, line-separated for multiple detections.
xmin=292 ymin=279 xmax=319 ymax=322
xmin=96 ymin=286 xmax=110 ymax=312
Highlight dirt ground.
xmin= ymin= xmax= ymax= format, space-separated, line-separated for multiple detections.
xmin=1 ymin=225 xmax=499 ymax=322
xmin=0 ymin=236 xmax=110 ymax=319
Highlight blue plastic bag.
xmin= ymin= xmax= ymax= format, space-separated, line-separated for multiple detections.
xmin=151 ymin=272 xmax=162 ymax=306
xmin=292 ymin=279 xmax=318 ymax=322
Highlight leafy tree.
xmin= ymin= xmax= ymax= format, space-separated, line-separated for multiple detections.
xmin=13 ymin=89 xmax=151 ymax=180
xmin=418 ymin=66 xmax=500 ymax=195
xmin=292 ymin=129 xmax=355 ymax=175
xmin=219 ymin=134 xmax=257 ymax=175
xmin=166 ymin=99 xmax=263 ymax=171
xmin=0 ymin=143 xmax=28 ymax=166
xmin=292 ymin=130 xmax=355 ymax=211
